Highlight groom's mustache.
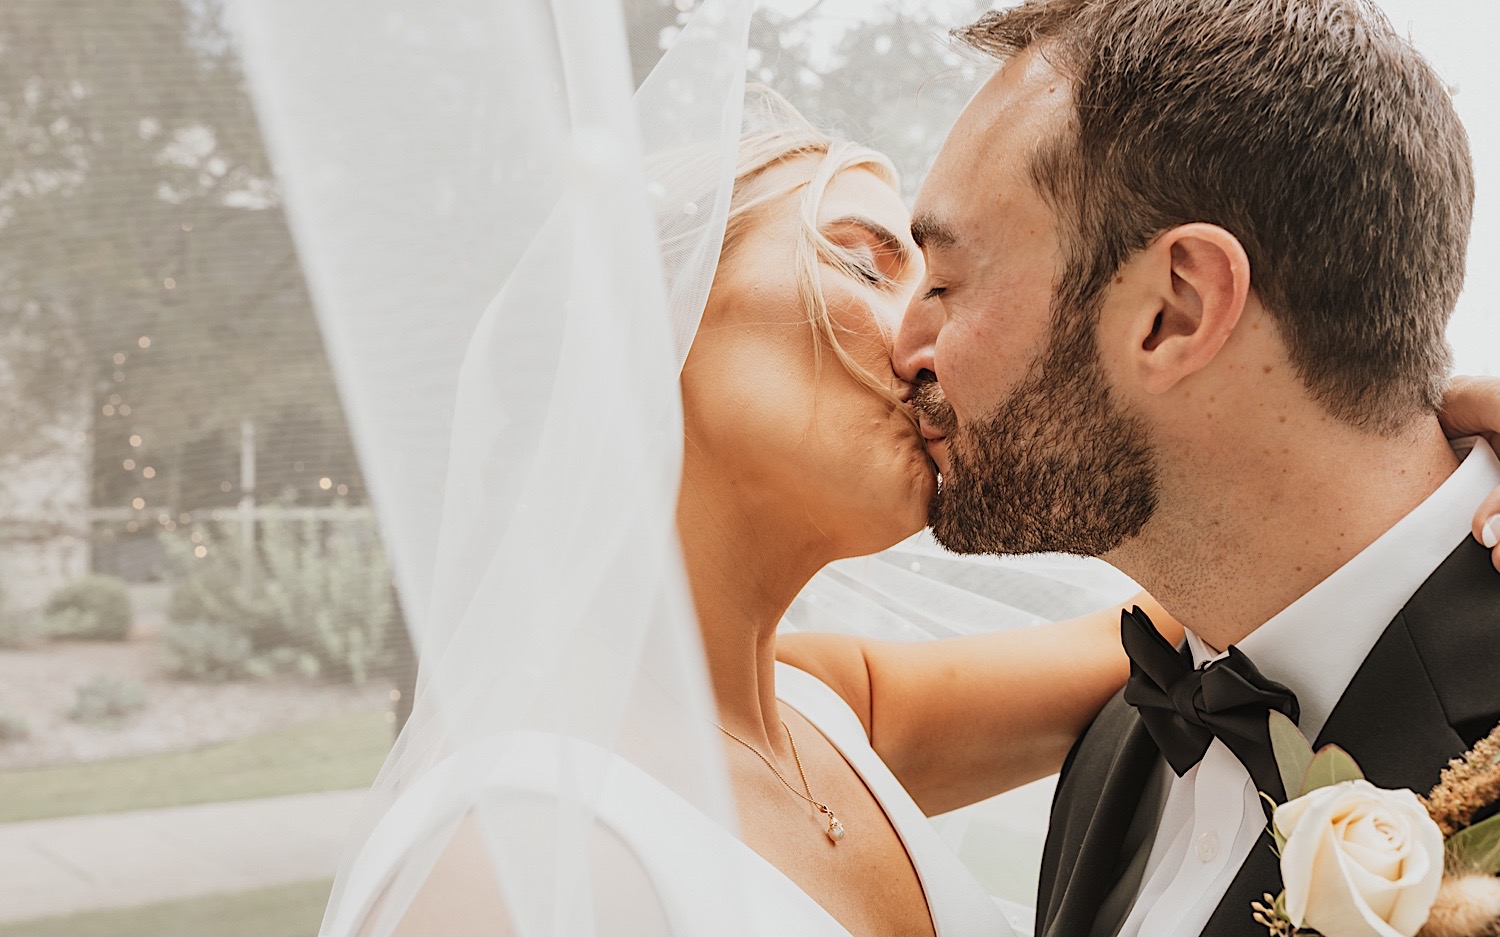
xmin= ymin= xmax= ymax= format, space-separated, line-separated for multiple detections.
xmin=910 ymin=378 xmax=957 ymax=436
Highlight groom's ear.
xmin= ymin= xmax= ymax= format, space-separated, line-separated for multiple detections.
xmin=1126 ymin=223 xmax=1251 ymax=396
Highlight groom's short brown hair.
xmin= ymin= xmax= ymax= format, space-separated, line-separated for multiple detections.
xmin=957 ymin=0 xmax=1473 ymax=432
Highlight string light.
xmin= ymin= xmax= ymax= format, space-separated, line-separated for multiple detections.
xmin=122 ymin=459 xmax=135 ymax=470
xmin=102 ymin=404 xmax=115 ymax=416
xmin=138 ymin=336 xmax=151 ymax=349
xmin=131 ymin=497 xmax=145 ymax=510
xmin=194 ymin=545 xmax=207 ymax=558
xmin=220 ymin=481 xmax=231 ymax=492
xmin=126 ymin=521 xmax=139 ymax=533
xmin=129 ymin=435 xmax=142 ymax=447
xmin=336 ymin=484 xmax=349 ymax=496
xmin=113 ymin=353 xmax=126 ymax=365
xmin=319 ymin=477 xmax=332 ymax=490
xmin=142 ymin=467 xmax=155 ymax=478
xmin=163 ymin=277 xmax=176 ymax=290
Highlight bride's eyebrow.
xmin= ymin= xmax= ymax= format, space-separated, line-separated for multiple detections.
xmin=822 ymin=215 xmax=914 ymax=270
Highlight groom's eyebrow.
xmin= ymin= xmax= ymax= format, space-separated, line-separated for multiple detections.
xmin=910 ymin=213 xmax=957 ymax=252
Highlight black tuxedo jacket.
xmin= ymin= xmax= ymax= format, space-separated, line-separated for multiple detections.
xmin=1036 ymin=539 xmax=1500 ymax=937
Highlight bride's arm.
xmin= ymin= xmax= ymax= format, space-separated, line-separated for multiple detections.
xmin=777 ymin=592 xmax=1182 ymax=817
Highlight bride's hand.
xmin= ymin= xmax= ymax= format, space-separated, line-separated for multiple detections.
xmin=1439 ymin=376 xmax=1500 ymax=571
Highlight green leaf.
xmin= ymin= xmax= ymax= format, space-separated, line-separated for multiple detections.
xmin=1270 ymin=711 xmax=1315 ymax=801
xmin=1447 ymin=812 xmax=1500 ymax=875
xmin=1299 ymin=744 xmax=1364 ymax=796
xmin=1261 ymin=792 xmax=1288 ymax=852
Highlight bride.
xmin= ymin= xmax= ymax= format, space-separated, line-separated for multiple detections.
xmin=235 ymin=2 xmax=1500 ymax=936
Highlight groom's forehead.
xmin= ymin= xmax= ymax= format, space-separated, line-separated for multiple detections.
xmin=917 ymin=50 xmax=1071 ymax=242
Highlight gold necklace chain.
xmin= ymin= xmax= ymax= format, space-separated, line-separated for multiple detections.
xmin=717 ymin=719 xmax=846 ymax=843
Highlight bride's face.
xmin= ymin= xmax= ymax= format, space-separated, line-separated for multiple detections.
xmin=682 ymin=160 xmax=931 ymax=558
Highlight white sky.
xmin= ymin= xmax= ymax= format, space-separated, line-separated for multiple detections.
xmin=760 ymin=0 xmax=1500 ymax=375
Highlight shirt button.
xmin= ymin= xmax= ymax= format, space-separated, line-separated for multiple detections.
xmin=1196 ymin=831 xmax=1220 ymax=863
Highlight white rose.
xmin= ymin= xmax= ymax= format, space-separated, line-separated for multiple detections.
xmin=1274 ymin=779 xmax=1445 ymax=937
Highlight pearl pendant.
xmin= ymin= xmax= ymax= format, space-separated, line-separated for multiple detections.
xmin=826 ymin=813 xmax=846 ymax=843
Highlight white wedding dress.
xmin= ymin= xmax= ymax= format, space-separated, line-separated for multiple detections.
xmin=323 ymin=663 xmax=1016 ymax=937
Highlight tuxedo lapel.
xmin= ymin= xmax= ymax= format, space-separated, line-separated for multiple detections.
xmin=1040 ymin=541 xmax=1500 ymax=937
xmin=1199 ymin=544 xmax=1494 ymax=937
xmin=1037 ymin=694 xmax=1162 ymax=937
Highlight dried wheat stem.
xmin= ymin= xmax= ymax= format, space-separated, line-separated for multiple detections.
xmin=1425 ymin=722 xmax=1500 ymax=838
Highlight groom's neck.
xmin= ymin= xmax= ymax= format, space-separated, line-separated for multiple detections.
xmin=1107 ymin=413 xmax=1459 ymax=651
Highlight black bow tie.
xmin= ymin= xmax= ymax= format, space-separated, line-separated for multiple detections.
xmin=1121 ymin=606 xmax=1301 ymax=801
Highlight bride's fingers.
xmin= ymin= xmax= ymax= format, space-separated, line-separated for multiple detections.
xmin=1438 ymin=375 xmax=1500 ymax=448
xmin=1476 ymin=486 xmax=1500 ymax=574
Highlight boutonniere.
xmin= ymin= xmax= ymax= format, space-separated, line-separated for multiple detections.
xmin=1252 ymin=713 xmax=1500 ymax=937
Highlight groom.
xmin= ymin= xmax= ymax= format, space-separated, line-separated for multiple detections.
xmin=896 ymin=1 xmax=1500 ymax=935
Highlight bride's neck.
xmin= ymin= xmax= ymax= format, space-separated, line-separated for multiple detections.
xmin=676 ymin=471 xmax=830 ymax=755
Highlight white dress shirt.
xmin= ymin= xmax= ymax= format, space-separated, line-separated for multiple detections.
xmin=1116 ymin=437 xmax=1500 ymax=937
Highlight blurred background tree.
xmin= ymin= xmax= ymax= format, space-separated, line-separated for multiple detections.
xmin=0 ymin=0 xmax=360 ymax=515
xmin=627 ymin=0 xmax=987 ymax=198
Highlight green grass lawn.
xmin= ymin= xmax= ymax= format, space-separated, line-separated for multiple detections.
xmin=0 ymin=879 xmax=334 ymax=937
xmin=0 ymin=709 xmax=391 ymax=824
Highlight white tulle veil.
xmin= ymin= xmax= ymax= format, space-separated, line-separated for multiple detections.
xmin=234 ymin=0 xmax=1137 ymax=933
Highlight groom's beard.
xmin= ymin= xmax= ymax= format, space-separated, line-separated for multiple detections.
xmin=915 ymin=312 xmax=1160 ymax=557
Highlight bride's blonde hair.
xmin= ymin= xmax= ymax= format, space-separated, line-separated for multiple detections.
xmin=716 ymin=87 xmax=910 ymax=414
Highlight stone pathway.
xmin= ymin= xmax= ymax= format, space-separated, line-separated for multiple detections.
xmin=0 ymin=788 xmax=365 ymax=924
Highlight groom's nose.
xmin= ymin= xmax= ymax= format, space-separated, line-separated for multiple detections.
xmin=892 ymin=291 xmax=940 ymax=384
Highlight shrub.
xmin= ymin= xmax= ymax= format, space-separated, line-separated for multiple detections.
xmin=259 ymin=506 xmax=395 ymax=685
xmin=45 ymin=575 xmax=132 ymax=641
xmin=159 ymin=621 xmax=255 ymax=682
xmin=0 ymin=710 xmax=30 ymax=743
xmin=163 ymin=505 xmax=395 ymax=685
xmin=68 ymin=675 xmax=147 ymax=726
xmin=0 ymin=580 xmax=44 ymax=649
xmin=0 ymin=608 xmax=49 ymax=650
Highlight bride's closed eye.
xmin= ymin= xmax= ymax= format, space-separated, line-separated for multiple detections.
xmin=820 ymin=216 xmax=918 ymax=290
xmin=839 ymin=245 xmax=885 ymax=286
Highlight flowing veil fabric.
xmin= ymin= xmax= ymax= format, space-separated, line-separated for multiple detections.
xmin=236 ymin=0 xmax=1136 ymax=933
xmin=238 ymin=1 xmax=754 ymax=933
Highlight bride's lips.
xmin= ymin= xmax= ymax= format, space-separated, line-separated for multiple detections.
xmin=917 ymin=416 xmax=948 ymax=444
xmin=916 ymin=415 xmax=950 ymax=474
